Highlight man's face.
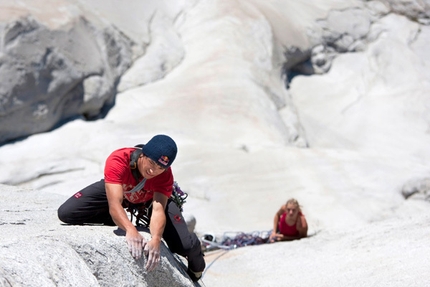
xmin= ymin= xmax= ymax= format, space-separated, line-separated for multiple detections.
xmin=139 ymin=156 xmax=166 ymax=179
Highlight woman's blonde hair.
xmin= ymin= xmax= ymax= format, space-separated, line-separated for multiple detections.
xmin=286 ymin=198 xmax=302 ymax=212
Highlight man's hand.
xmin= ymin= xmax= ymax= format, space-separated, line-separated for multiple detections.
xmin=141 ymin=192 xmax=168 ymax=271
xmin=143 ymin=239 xmax=161 ymax=271
xmin=126 ymin=229 xmax=146 ymax=259
xmin=106 ymin=183 xmax=147 ymax=259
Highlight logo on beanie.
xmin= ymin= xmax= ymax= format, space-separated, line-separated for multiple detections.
xmin=158 ymin=155 xmax=169 ymax=166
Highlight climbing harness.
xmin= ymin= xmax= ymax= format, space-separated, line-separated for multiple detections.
xmin=126 ymin=181 xmax=188 ymax=227
xmin=125 ymin=201 xmax=152 ymax=227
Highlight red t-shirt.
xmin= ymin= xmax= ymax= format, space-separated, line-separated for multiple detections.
xmin=104 ymin=148 xmax=173 ymax=204
xmin=278 ymin=212 xmax=303 ymax=236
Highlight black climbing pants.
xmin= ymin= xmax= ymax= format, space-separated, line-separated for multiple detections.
xmin=58 ymin=179 xmax=205 ymax=272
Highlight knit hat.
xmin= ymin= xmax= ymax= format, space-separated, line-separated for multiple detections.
xmin=142 ymin=134 xmax=177 ymax=168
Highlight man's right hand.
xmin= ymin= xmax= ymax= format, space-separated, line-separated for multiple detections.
xmin=105 ymin=183 xmax=147 ymax=259
xmin=126 ymin=229 xmax=146 ymax=259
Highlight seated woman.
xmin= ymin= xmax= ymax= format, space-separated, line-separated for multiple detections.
xmin=269 ymin=198 xmax=308 ymax=242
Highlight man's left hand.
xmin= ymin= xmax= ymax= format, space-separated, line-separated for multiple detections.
xmin=143 ymin=239 xmax=161 ymax=271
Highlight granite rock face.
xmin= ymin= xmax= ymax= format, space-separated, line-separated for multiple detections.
xmin=0 ymin=14 xmax=132 ymax=143
xmin=1 ymin=0 xmax=430 ymax=286
xmin=402 ymin=177 xmax=430 ymax=200
xmin=0 ymin=0 xmax=196 ymax=145
xmin=0 ymin=184 xmax=195 ymax=287
xmin=2 ymin=0 xmax=429 ymax=145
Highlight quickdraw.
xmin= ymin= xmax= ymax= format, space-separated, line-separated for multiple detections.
xmin=171 ymin=181 xmax=188 ymax=212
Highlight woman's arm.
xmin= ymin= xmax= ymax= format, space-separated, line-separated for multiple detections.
xmin=296 ymin=214 xmax=308 ymax=238
xmin=269 ymin=205 xmax=285 ymax=242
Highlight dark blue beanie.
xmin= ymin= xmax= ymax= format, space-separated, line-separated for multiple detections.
xmin=142 ymin=135 xmax=177 ymax=168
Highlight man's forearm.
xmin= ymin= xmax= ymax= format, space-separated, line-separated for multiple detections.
xmin=105 ymin=183 xmax=136 ymax=233
xmin=149 ymin=208 xmax=166 ymax=241
xmin=110 ymin=204 xmax=136 ymax=232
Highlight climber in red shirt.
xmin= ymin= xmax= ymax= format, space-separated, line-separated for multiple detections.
xmin=58 ymin=134 xmax=205 ymax=282
xmin=269 ymin=198 xmax=308 ymax=242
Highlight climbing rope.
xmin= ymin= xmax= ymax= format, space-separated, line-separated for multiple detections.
xmin=200 ymin=230 xmax=271 ymax=279
xmin=200 ymin=229 xmax=321 ymax=279
xmin=201 ymin=230 xmax=271 ymax=251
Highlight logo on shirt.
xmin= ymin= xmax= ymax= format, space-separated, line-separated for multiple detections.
xmin=123 ymin=184 xmax=152 ymax=204
xmin=158 ymin=155 xmax=169 ymax=166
